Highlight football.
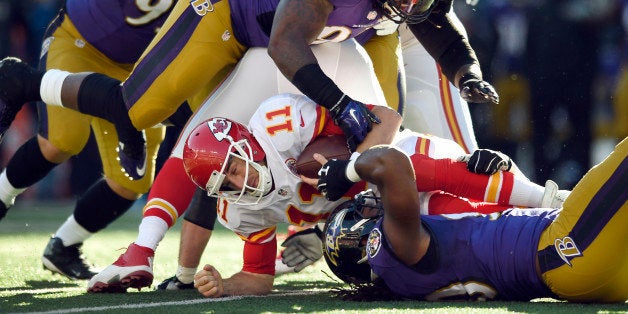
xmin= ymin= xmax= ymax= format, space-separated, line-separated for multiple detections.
xmin=295 ymin=135 xmax=352 ymax=178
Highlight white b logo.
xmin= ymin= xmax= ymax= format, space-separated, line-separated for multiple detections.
xmin=554 ymin=236 xmax=582 ymax=266
xmin=190 ymin=0 xmax=213 ymax=16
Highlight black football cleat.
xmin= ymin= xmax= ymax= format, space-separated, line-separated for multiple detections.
xmin=156 ymin=275 xmax=194 ymax=291
xmin=0 ymin=57 xmax=40 ymax=143
xmin=116 ymin=130 xmax=147 ymax=181
xmin=42 ymin=237 xmax=98 ymax=280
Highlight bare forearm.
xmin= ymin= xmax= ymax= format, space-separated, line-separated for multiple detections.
xmin=355 ymin=106 xmax=402 ymax=153
xmin=355 ymin=146 xmax=425 ymax=265
xmin=268 ymin=0 xmax=331 ymax=79
xmin=196 ymin=265 xmax=273 ymax=298
xmin=222 ymin=271 xmax=274 ymax=296
xmin=178 ymin=221 xmax=212 ymax=268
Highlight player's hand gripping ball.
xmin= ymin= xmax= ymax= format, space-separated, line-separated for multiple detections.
xmin=295 ymin=135 xmax=351 ymax=178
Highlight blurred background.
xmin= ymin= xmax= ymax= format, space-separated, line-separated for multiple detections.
xmin=0 ymin=0 xmax=625 ymax=203
xmin=454 ymin=0 xmax=626 ymax=189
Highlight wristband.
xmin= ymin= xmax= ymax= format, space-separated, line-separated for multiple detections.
xmin=345 ymin=152 xmax=361 ymax=182
xmin=40 ymin=69 xmax=70 ymax=107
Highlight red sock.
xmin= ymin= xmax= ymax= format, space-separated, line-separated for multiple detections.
xmin=427 ymin=191 xmax=510 ymax=215
xmin=143 ymin=157 xmax=197 ymax=227
xmin=411 ymin=154 xmax=515 ymax=204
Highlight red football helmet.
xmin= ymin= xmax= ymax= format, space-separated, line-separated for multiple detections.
xmin=183 ymin=117 xmax=272 ymax=205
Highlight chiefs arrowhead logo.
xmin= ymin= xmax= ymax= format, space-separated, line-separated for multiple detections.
xmin=207 ymin=118 xmax=232 ymax=142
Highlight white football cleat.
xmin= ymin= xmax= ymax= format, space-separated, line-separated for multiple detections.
xmin=87 ymin=243 xmax=154 ymax=293
xmin=275 ymin=226 xmax=298 ymax=275
xmin=275 ymin=255 xmax=297 ymax=275
xmin=541 ymin=180 xmax=571 ymax=208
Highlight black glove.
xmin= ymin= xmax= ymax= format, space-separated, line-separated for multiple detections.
xmin=280 ymin=226 xmax=324 ymax=272
xmin=330 ymin=99 xmax=380 ymax=151
xmin=458 ymin=149 xmax=512 ymax=175
xmin=458 ymin=73 xmax=499 ymax=104
xmin=317 ymin=159 xmax=355 ymax=201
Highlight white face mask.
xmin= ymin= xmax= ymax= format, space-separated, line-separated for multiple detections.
xmin=205 ymin=138 xmax=272 ymax=206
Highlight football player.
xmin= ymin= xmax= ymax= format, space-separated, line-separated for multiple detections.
xmin=0 ymin=0 xmax=396 ymax=282
xmin=397 ymin=23 xmax=480 ymax=152
xmin=87 ymin=41 xmax=400 ymax=292
xmin=0 ymin=1 xmax=403 ymax=284
xmin=163 ymin=4 xmax=494 ymax=286
xmin=85 ymin=0 xmax=499 ymax=292
xmin=175 ymin=93 xmax=564 ymax=298
xmin=0 ymin=0 xmax=497 ymax=288
xmin=0 ymin=0 xmax=497 ymax=172
xmin=319 ymin=137 xmax=627 ymax=302
xmin=0 ymin=0 xmax=177 ymax=279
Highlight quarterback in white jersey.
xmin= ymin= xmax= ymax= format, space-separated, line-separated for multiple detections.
xmin=185 ymin=93 xmax=552 ymax=246
xmin=86 ymin=40 xmax=402 ymax=294
xmin=188 ymin=93 xmax=364 ymax=244
xmin=187 ymin=93 xmax=568 ymax=298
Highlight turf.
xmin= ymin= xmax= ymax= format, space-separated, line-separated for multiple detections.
xmin=0 ymin=201 xmax=626 ymax=313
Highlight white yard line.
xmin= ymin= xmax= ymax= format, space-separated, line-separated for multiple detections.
xmin=1 ymin=287 xmax=85 ymax=295
xmin=8 ymin=290 xmax=323 ymax=314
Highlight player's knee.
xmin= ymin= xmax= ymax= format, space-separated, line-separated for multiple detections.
xmin=37 ymin=135 xmax=75 ymax=163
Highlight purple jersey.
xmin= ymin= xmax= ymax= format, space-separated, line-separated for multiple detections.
xmin=229 ymin=0 xmax=379 ymax=47
xmin=367 ymin=208 xmax=559 ymax=301
xmin=66 ymin=0 xmax=175 ymax=64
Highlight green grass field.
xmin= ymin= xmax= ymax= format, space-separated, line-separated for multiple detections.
xmin=0 ymin=201 xmax=626 ymax=313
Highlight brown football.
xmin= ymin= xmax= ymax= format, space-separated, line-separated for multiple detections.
xmin=295 ymin=135 xmax=351 ymax=178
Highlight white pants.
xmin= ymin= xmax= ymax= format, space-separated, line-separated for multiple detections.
xmin=171 ymin=39 xmax=387 ymax=158
xmin=399 ymin=24 xmax=478 ymax=153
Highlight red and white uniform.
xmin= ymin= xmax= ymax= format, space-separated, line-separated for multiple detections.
xmin=147 ymin=40 xmax=386 ymax=228
xmin=217 ymin=93 xmax=518 ymax=274
xmin=216 ymin=94 xmax=350 ymax=242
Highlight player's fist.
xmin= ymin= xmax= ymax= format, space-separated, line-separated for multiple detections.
xmin=374 ymin=18 xmax=399 ymax=36
xmin=194 ymin=264 xmax=224 ymax=298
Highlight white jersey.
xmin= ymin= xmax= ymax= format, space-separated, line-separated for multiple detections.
xmin=216 ymin=94 xmax=467 ymax=244
xmin=171 ymin=40 xmax=387 ymax=159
